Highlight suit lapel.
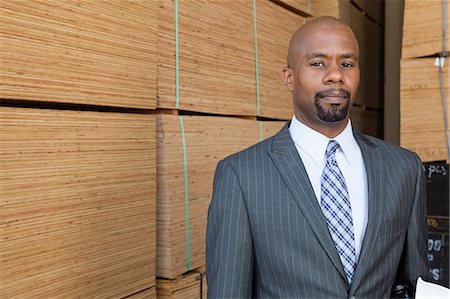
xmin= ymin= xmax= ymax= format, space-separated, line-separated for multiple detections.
xmin=268 ymin=123 xmax=347 ymax=282
xmin=350 ymin=132 xmax=385 ymax=293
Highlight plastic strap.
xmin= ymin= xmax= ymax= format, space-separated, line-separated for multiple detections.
xmin=179 ymin=115 xmax=191 ymax=270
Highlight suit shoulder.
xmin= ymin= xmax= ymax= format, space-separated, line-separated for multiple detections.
xmin=359 ymin=133 xmax=422 ymax=163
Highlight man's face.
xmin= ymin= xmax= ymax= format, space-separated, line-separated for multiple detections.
xmin=284 ymin=25 xmax=360 ymax=129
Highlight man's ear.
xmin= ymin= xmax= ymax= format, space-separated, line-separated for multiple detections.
xmin=282 ymin=67 xmax=294 ymax=91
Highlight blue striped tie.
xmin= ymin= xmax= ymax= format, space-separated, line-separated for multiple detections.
xmin=320 ymin=140 xmax=356 ymax=285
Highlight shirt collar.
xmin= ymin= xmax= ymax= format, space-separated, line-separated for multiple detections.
xmin=288 ymin=115 xmax=359 ymax=166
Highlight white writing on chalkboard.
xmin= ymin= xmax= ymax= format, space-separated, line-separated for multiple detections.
xmin=428 ymin=239 xmax=442 ymax=252
xmin=426 ymin=165 xmax=448 ymax=178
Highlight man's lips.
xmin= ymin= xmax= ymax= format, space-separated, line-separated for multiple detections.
xmin=320 ymin=94 xmax=347 ymax=104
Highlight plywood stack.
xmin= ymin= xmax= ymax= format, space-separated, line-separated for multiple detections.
xmin=402 ymin=0 xmax=449 ymax=60
xmin=351 ymin=0 xmax=384 ymax=25
xmin=157 ymin=0 xmax=304 ymax=120
xmin=400 ymin=0 xmax=449 ymax=162
xmin=1 ymin=1 xmax=158 ymax=298
xmin=156 ymin=270 xmax=207 ymax=299
xmin=156 ymin=115 xmax=285 ymax=278
xmin=124 ymin=287 xmax=157 ymax=299
xmin=270 ymin=0 xmax=314 ymax=16
xmin=1 ymin=108 xmax=156 ymax=298
xmin=256 ymin=1 xmax=306 ymax=119
xmin=1 ymin=0 xmax=157 ymax=108
xmin=400 ymin=58 xmax=449 ymax=162
xmin=155 ymin=1 xmax=302 ymax=296
xmin=311 ymin=0 xmax=384 ymax=138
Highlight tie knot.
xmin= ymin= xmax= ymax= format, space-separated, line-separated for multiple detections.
xmin=325 ymin=140 xmax=340 ymax=159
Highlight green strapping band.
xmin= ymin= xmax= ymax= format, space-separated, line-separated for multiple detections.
xmin=179 ymin=115 xmax=191 ymax=270
xmin=252 ymin=0 xmax=260 ymax=116
xmin=259 ymin=121 xmax=263 ymax=141
xmin=175 ymin=0 xmax=180 ymax=109
xmin=307 ymin=0 xmax=311 ymax=15
xmin=175 ymin=0 xmax=190 ymax=270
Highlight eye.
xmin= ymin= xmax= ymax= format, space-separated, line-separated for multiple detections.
xmin=341 ymin=62 xmax=354 ymax=68
xmin=310 ymin=61 xmax=325 ymax=67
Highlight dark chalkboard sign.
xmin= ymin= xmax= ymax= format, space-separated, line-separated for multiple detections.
xmin=424 ymin=162 xmax=449 ymax=217
xmin=427 ymin=216 xmax=449 ymax=287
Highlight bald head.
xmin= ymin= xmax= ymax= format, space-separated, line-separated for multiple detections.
xmin=287 ymin=16 xmax=359 ymax=69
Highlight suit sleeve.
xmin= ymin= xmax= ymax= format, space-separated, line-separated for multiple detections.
xmin=394 ymin=155 xmax=431 ymax=290
xmin=206 ymin=159 xmax=254 ymax=299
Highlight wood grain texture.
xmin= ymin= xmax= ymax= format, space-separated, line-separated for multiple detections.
xmin=270 ymin=0 xmax=314 ymax=16
xmin=124 ymin=287 xmax=156 ymax=299
xmin=157 ymin=0 xmax=256 ymax=116
xmin=157 ymin=0 xmax=306 ymax=119
xmin=156 ymin=270 xmax=206 ymax=299
xmin=256 ymin=0 xmax=305 ymax=120
xmin=1 ymin=0 xmax=157 ymax=108
xmin=400 ymin=58 xmax=449 ymax=162
xmin=402 ymin=0 xmax=449 ymax=59
xmin=351 ymin=106 xmax=383 ymax=138
xmin=1 ymin=107 xmax=156 ymax=298
xmin=156 ymin=114 xmax=264 ymax=278
xmin=351 ymin=0 xmax=384 ymax=25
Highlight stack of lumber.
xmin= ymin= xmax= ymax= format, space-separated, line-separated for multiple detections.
xmin=1 ymin=1 xmax=158 ymax=297
xmin=311 ymin=0 xmax=384 ymax=138
xmin=1 ymin=0 xmax=158 ymax=109
xmin=157 ymin=0 xmax=304 ymax=120
xmin=156 ymin=114 xmax=285 ymax=278
xmin=400 ymin=0 xmax=449 ymax=162
xmin=270 ymin=0 xmax=314 ymax=16
xmin=351 ymin=106 xmax=383 ymax=138
xmin=256 ymin=1 xmax=306 ymax=119
xmin=124 ymin=287 xmax=157 ymax=299
xmin=157 ymin=0 xmax=256 ymax=116
xmin=400 ymin=58 xmax=449 ymax=162
xmin=351 ymin=0 xmax=384 ymax=25
xmin=156 ymin=270 xmax=207 ymax=299
xmin=402 ymin=0 xmax=449 ymax=59
xmin=0 ymin=107 xmax=156 ymax=298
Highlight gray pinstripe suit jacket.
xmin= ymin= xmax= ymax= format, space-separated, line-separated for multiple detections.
xmin=206 ymin=122 xmax=430 ymax=299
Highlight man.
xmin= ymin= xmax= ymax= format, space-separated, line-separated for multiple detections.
xmin=206 ymin=16 xmax=430 ymax=298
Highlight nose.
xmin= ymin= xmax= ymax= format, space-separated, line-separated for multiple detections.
xmin=323 ymin=64 xmax=344 ymax=85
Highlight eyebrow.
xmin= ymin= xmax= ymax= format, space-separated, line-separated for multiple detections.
xmin=305 ymin=52 xmax=358 ymax=60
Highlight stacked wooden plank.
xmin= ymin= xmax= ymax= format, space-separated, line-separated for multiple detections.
xmin=155 ymin=1 xmax=304 ymax=294
xmin=157 ymin=0 xmax=305 ymax=120
xmin=0 ymin=107 xmax=156 ymax=298
xmin=156 ymin=115 xmax=286 ymax=278
xmin=156 ymin=270 xmax=207 ymax=299
xmin=157 ymin=0 xmax=256 ymax=116
xmin=1 ymin=0 xmax=158 ymax=108
xmin=1 ymin=1 xmax=158 ymax=297
xmin=270 ymin=0 xmax=314 ymax=16
xmin=124 ymin=287 xmax=157 ymax=299
xmin=256 ymin=1 xmax=306 ymax=120
xmin=311 ymin=0 xmax=384 ymax=138
xmin=351 ymin=106 xmax=383 ymax=138
xmin=402 ymin=0 xmax=449 ymax=59
xmin=400 ymin=58 xmax=449 ymax=162
xmin=351 ymin=0 xmax=384 ymax=25
xmin=400 ymin=0 xmax=449 ymax=162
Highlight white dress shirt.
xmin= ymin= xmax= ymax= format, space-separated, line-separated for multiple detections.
xmin=288 ymin=115 xmax=368 ymax=262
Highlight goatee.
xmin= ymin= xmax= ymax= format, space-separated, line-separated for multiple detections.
xmin=314 ymin=88 xmax=351 ymax=123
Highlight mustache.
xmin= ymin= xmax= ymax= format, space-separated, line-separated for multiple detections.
xmin=315 ymin=88 xmax=351 ymax=99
